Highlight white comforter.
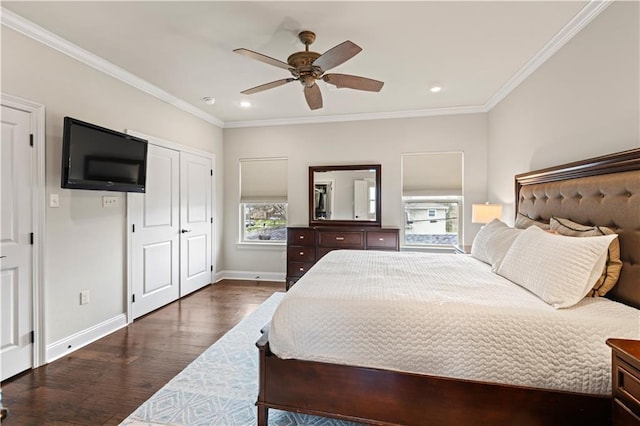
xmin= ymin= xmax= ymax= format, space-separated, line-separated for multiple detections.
xmin=270 ymin=250 xmax=640 ymax=395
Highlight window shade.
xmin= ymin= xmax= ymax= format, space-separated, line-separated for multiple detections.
xmin=240 ymin=158 xmax=287 ymax=203
xmin=402 ymin=152 xmax=463 ymax=197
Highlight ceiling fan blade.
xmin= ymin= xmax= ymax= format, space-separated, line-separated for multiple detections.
xmin=323 ymin=74 xmax=384 ymax=92
xmin=313 ymin=41 xmax=362 ymax=72
xmin=304 ymin=84 xmax=323 ymax=110
xmin=233 ymin=48 xmax=291 ymax=71
xmin=241 ymin=78 xmax=296 ymax=95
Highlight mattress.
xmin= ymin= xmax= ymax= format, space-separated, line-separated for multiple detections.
xmin=269 ymin=250 xmax=640 ymax=395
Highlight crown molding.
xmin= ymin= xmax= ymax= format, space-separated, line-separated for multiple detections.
xmin=2 ymin=0 xmax=610 ymax=129
xmin=1 ymin=7 xmax=224 ymax=128
xmin=223 ymin=105 xmax=487 ymax=129
xmin=484 ymin=0 xmax=612 ymax=111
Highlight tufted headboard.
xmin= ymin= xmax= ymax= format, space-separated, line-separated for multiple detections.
xmin=515 ymin=148 xmax=640 ymax=310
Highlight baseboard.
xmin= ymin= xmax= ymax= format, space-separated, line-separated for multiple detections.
xmin=215 ymin=270 xmax=285 ymax=283
xmin=46 ymin=313 xmax=127 ymax=363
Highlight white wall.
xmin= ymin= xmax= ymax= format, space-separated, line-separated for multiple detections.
xmin=488 ymin=1 xmax=640 ymax=223
xmin=1 ymin=28 xmax=224 ymax=346
xmin=223 ymin=113 xmax=488 ymax=276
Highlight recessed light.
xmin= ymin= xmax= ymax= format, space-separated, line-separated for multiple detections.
xmin=202 ymin=97 xmax=216 ymax=105
xmin=240 ymin=100 xmax=251 ymax=108
xmin=429 ymin=86 xmax=442 ymax=93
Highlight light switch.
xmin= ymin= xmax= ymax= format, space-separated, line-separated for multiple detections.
xmin=50 ymin=194 xmax=59 ymax=208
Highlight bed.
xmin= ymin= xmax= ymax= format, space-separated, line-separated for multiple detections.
xmin=256 ymin=148 xmax=640 ymax=425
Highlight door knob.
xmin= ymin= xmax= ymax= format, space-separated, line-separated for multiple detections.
xmin=181 ymin=229 xmax=192 ymax=233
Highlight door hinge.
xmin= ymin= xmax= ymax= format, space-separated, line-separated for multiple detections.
xmin=132 ymin=224 xmax=135 ymax=233
xmin=30 ymin=330 xmax=35 ymax=343
xmin=210 ymin=217 xmax=213 ymax=224
xmin=210 ymin=169 xmax=213 ymax=176
xmin=132 ymin=294 xmax=135 ymax=303
xmin=30 ymin=134 xmax=34 ymax=147
xmin=211 ymin=265 xmax=213 ymax=272
xmin=30 ymin=233 xmax=34 ymax=245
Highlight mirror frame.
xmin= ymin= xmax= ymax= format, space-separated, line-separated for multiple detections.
xmin=309 ymin=164 xmax=382 ymax=227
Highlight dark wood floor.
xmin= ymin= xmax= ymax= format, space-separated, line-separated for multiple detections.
xmin=0 ymin=279 xmax=284 ymax=425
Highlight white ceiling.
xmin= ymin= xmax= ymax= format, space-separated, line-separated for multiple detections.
xmin=3 ymin=1 xmax=600 ymax=127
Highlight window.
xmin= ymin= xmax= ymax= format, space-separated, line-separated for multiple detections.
xmin=239 ymin=158 xmax=287 ymax=243
xmin=402 ymin=152 xmax=463 ymax=247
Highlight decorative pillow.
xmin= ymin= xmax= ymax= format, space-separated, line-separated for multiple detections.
xmin=550 ymin=217 xmax=623 ymax=297
xmin=496 ymin=226 xmax=617 ymax=308
xmin=514 ymin=213 xmax=550 ymax=230
xmin=471 ymin=219 xmax=507 ymax=264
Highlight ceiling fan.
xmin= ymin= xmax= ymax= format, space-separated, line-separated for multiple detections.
xmin=234 ymin=30 xmax=384 ymax=110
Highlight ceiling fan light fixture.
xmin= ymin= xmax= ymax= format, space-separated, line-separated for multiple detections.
xmin=234 ymin=30 xmax=383 ymax=111
xmin=429 ymin=86 xmax=443 ymax=93
xmin=202 ymin=96 xmax=216 ymax=105
xmin=240 ymin=100 xmax=252 ymax=108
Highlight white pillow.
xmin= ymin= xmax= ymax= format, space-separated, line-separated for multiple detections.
xmin=496 ymin=226 xmax=617 ymax=309
xmin=485 ymin=227 xmax=524 ymax=272
xmin=471 ymin=219 xmax=507 ymax=264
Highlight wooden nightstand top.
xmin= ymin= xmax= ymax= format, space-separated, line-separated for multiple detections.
xmin=453 ymin=245 xmax=472 ymax=254
xmin=607 ymin=338 xmax=640 ymax=370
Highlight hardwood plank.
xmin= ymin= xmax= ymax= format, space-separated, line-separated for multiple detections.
xmin=0 ymin=279 xmax=284 ymax=425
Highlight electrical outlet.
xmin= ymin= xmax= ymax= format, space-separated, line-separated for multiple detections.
xmin=102 ymin=196 xmax=118 ymax=208
xmin=80 ymin=290 xmax=90 ymax=305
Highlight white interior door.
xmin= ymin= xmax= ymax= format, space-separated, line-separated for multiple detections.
xmin=1 ymin=105 xmax=33 ymax=380
xmin=353 ymin=179 xmax=368 ymax=220
xmin=130 ymin=144 xmax=180 ymax=319
xmin=179 ymin=152 xmax=212 ymax=297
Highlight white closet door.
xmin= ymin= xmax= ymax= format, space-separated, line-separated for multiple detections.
xmin=130 ymin=144 xmax=180 ymax=319
xmin=1 ymin=105 xmax=33 ymax=380
xmin=179 ymin=152 xmax=212 ymax=297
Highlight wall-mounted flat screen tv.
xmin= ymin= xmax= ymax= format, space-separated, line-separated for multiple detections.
xmin=61 ymin=117 xmax=148 ymax=192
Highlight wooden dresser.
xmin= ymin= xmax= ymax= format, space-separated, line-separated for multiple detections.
xmin=286 ymin=226 xmax=399 ymax=289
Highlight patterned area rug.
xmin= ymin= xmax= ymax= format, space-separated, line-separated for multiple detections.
xmin=121 ymin=292 xmax=361 ymax=426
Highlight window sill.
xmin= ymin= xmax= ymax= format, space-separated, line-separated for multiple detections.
xmin=236 ymin=241 xmax=286 ymax=250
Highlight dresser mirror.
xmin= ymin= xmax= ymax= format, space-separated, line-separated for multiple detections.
xmin=309 ymin=164 xmax=381 ymax=226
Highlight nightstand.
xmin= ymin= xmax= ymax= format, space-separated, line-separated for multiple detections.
xmin=453 ymin=245 xmax=472 ymax=254
xmin=607 ymin=338 xmax=640 ymax=425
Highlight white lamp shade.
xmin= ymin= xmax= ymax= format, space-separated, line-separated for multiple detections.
xmin=472 ymin=203 xmax=503 ymax=224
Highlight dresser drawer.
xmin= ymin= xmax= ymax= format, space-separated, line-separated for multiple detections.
xmin=287 ymin=229 xmax=315 ymax=246
xmin=614 ymin=398 xmax=640 ymax=425
xmin=366 ymin=231 xmax=399 ymax=250
xmin=317 ymin=231 xmax=364 ymax=248
xmin=287 ymin=261 xmax=314 ymax=278
xmin=616 ymin=358 xmax=640 ymax=414
xmin=287 ymin=246 xmax=315 ymax=262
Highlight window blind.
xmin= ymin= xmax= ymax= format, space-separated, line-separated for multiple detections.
xmin=240 ymin=158 xmax=288 ymax=203
xmin=402 ymin=152 xmax=463 ymax=197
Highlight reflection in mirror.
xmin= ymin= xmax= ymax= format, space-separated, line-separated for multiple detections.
xmin=309 ymin=165 xmax=381 ymax=226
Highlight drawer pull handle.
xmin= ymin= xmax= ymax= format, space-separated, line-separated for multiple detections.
xmin=299 ymin=267 xmax=304 ymax=271
xmin=335 ymin=237 xmax=345 ymax=241
xmin=299 ymin=251 xmax=304 ymax=256
xmin=299 ymin=236 xmax=305 ymax=239
xmin=378 ymin=238 xmax=384 ymax=241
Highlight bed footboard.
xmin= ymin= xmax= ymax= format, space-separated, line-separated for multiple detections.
xmin=256 ymin=331 xmax=610 ymax=426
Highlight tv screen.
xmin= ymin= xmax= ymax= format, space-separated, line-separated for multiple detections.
xmin=61 ymin=117 xmax=148 ymax=192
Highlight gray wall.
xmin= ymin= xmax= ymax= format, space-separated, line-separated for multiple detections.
xmin=1 ymin=27 xmax=223 ymax=345
xmin=223 ymin=114 xmax=489 ymax=276
xmin=488 ymin=1 xmax=640 ymax=222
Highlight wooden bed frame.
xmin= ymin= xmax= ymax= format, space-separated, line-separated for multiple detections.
xmin=256 ymin=148 xmax=640 ymax=426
